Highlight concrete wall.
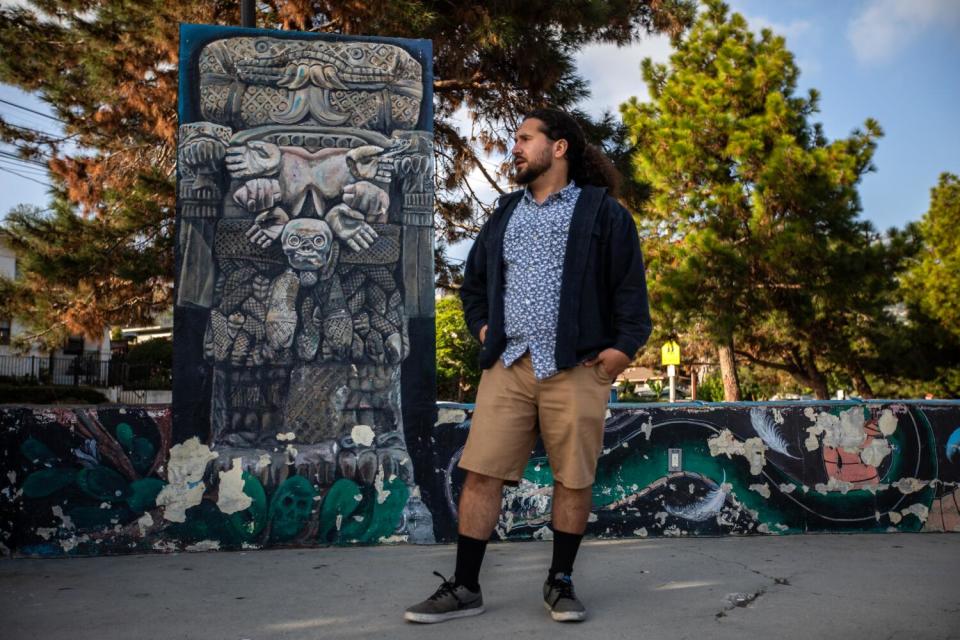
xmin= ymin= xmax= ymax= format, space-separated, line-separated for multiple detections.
xmin=1 ymin=400 xmax=957 ymax=556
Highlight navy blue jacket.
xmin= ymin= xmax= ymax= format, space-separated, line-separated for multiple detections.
xmin=460 ymin=185 xmax=653 ymax=370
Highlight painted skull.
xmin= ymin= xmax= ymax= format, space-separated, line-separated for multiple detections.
xmin=281 ymin=218 xmax=334 ymax=271
xmin=268 ymin=476 xmax=318 ymax=542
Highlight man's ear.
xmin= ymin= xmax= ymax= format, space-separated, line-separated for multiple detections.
xmin=554 ymin=138 xmax=568 ymax=159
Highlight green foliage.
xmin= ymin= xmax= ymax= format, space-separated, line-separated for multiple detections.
xmin=0 ymin=0 xmax=694 ymax=338
xmin=697 ymin=371 xmax=724 ymax=402
xmin=435 ymin=296 xmax=481 ymax=402
xmin=622 ymin=0 xmax=885 ymax=399
xmin=902 ymin=173 xmax=960 ymax=340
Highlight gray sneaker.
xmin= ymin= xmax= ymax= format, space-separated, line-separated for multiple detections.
xmin=404 ymin=572 xmax=485 ymax=624
xmin=543 ymin=572 xmax=587 ymax=622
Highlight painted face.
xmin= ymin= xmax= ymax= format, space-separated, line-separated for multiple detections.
xmin=280 ymin=218 xmax=334 ymax=271
xmin=511 ymin=117 xmax=558 ymax=185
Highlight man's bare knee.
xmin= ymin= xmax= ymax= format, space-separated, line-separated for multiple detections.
xmin=464 ymin=471 xmax=505 ymax=494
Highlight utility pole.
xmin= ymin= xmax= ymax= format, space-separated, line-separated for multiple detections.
xmin=241 ymin=0 xmax=255 ymax=28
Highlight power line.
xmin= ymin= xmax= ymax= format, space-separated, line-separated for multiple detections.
xmin=0 ymin=120 xmax=64 ymax=139
xmin=0 ymin=150 xmax=47 ymax=167
xmin=0 ymin=158 xmax=49 ymax=175
xmin=0 ymin=165 xmax=51 ymax=187
xmin=0 ymin=98 xmax=65 ymax=124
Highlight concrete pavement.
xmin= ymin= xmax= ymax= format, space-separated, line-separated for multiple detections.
xmin=2 ymin=534 xmax=959 ymax=640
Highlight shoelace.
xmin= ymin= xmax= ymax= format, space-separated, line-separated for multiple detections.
xmin=428 ymin=571 xmax=460 ymax=601
xmin=549 ymin=576 xmax=576 ymax=604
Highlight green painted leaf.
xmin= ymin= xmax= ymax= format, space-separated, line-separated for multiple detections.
xmin=115 ymin=422 xmax=134 ymax=450
xmin=225 ymin=472 xmax=268 ymax=543
xmin=20 ymin=437 xmax=57 ymax=464
xmin=317 ymin=478 xmax=363 ymax=542
xmin=76 ymin=465 xmax=130 ymax=502
xmin=127 ymin=477 xmax=165 ymax=513
xmin=339 ymin=478 xmax=409 ymax=544
xmin=22 ymin=467 xmax=76 ymax=498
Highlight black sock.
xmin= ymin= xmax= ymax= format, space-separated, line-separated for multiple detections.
xmin=549 ymin=529 xmax=584 ymax=578
xmin=454 ymin=533 xmax=488 ymax=591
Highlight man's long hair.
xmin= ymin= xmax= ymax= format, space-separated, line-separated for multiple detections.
xmin=523 ymin=107 xmax=621 ymax=196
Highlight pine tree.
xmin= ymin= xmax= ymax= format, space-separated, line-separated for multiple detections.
xmin=0 ymin=0 xmax=694 ymax=347
xmin=621 ymin=0 xmax=882 ymax=399
xmin=902 ymin=173 xmax=960 ymax=341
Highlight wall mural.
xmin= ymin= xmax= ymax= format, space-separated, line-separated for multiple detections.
xmin=1 ymin=402 xmax=957 ymax=556
xmin=172 ymin=26 xmax=437 ymax=547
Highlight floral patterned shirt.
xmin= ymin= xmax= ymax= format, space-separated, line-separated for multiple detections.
xmin=501 ymin=181 xmax=581 ymax=379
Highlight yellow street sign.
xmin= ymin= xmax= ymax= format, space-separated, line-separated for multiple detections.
xmin=661 ymin=340 xmax=681 ymax=366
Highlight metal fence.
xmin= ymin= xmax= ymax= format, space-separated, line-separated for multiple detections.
xmin=0 ymin=354 xmax=170 ymax=390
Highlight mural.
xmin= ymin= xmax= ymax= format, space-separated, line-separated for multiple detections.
xmin=172 ymin=26 xmax=436 ymax=546
xmin=1 ymin=401 xmax=957 ymax=556
xmin=429 ymin=401 xmax=960 ymax=542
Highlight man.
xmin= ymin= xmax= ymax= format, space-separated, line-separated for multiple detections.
xmin=405 ymin=108 xmax=652 ymax=623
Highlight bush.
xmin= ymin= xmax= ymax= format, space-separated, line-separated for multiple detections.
xmin=0 ymin=385 xmax=108 ymax=404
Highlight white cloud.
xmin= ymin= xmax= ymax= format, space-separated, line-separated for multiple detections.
xmin=848 ymin=0 xmax=960 ymax=64
xmin=575 ymin=35 xmax=674 ymax=118
xmin=740 ymin=14 xmax=813 ymax=42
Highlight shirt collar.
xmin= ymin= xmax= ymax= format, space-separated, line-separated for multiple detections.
xmin=522 ymin=180 xmax=578 ymax=205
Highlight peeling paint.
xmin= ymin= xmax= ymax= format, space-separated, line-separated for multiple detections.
xmin=275 ymin=431 xmax=297 ymax=441
xmin=52 ymin=505 xmax=74 ymax=530
xmin=901 ymin=504 xmax=929 ymax=522
xmin=640 ymin=417 xmax=653 ymax=440
xmin=815 ymin=477 xmax=853 ymax=494
xmin=587 ymin=512 xmax=598 ymax=523
xmin=137 ymin=513 xmax=153 ymax=536
xmin=284 ymin=444 xmax=298 ymax=465
xmin=6 ymin=471 xmax=15 ymax=484
xmin=779 ymin=483 xmax=796 ymax=494
xmin=156 ymin=437 xmax=218 ymax=523
xmin=894 ymin=477 xmax=927 ymax=494
xmin=808 ymin=406 xmax=868 ymax=453
xmin=350 ymin=424 xmax=376 ymax=447
xmin=749 ymin=483 xmax=771 ymax=498
xmin=877 ymin=409 xmax=898 ymax=436
xmin=217 ymin=458 xmax=253 ymax=514
xmin=533 ymin=525 xmax=553 ymax=540
xmin=634 ymin=527 xmax=648 ymax=537
xmin=256 ymin=454 xmax=271 ymax=471
xmin=708 ymin=430 xmax=766 ymax=474
xmin=860 ymin=438 xmax=892 ymax=467
xmin=185 ymin=540 xmax=221 ymax=552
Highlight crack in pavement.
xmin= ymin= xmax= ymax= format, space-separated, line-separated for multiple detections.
xmin=685 ymin=548 xmax=793 ymax=620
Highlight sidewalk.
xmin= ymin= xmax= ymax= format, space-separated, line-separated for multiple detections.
xmin=2 ymin=533 xmax=958 ymax=640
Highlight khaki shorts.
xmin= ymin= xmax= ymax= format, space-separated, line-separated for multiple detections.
xmin=458 ymin=353 xmax=611 ymax=489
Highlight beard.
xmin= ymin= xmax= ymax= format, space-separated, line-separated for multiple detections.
xmin=513 ymin=147 xmax=552 ymax=185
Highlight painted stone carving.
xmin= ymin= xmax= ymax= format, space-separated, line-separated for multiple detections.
xmin=176 ymin=31 xmax=434 ymax=543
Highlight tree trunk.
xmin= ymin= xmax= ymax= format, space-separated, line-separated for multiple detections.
xmin=690 ymin=366 xmax=698 ymax=401
xmin=802 ymin=346 xmax=830 ymax=400
xmin=848 ymin=364 xmax=874 ymax=399
xmin=717 ymin=340 xmax=741 ymax=401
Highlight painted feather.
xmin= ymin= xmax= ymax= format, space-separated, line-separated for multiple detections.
xmin=750 ymin=408 xmax=800 ymax=459
xmin=664 ymin=472 xmax=728 ymax=522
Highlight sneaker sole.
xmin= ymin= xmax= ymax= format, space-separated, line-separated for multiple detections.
xmin=404 ymin=606 xmax=485 ymax=624
xmin=544 ymin=601 xmax=586 ymax=622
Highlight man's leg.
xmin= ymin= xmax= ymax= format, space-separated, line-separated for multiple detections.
xmin=453 ymin=471 xmax=504 ymax=591
xmin=549 ymin=481 xmax=592 ymax=577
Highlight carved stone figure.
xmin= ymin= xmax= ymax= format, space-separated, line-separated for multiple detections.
xmin=177 ymin=32 xmax=435 ymax=541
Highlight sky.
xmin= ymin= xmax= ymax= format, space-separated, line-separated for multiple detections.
xmin=1 ymin=0 xmax=959 ymax=236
